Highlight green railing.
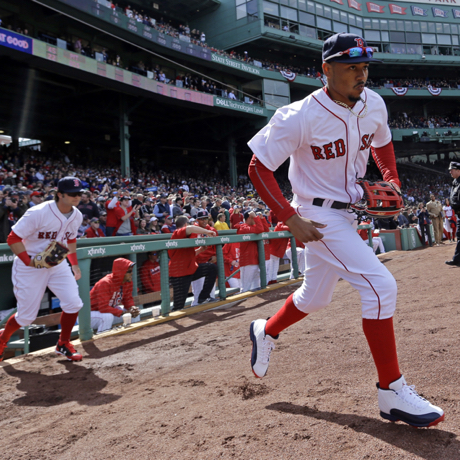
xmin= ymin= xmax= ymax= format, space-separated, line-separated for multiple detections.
xmin=75 ymin=230 xmax=298 ymax=341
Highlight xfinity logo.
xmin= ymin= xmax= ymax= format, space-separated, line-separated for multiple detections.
xmin=243 ymin=235 xmax=251 ymax=240
xmin=87 ymin=247 xmax=106 ymax=257
xmin=220 ymin=237 xmax=230 ymax=243
xmin=165 ymin=241 xmax=178 ymax=248
xmin=131 ymin=244 xmax=145 ymax=252
xmin=262 ymin=233 xmax=269 ymax=238
xmin=278 ymin=232 xmax=285 ymax=236
xmin=195 ymin=239 xmax=206 ymax=245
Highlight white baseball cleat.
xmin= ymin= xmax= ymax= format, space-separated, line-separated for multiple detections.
xmin=378 ymin=375 xmax=445 ymax=428
xmin=250 ymin=319 xmax=277 ymax=378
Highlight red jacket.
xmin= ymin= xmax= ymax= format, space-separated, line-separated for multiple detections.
xmin=261 ymin=217 xmax=270 ymax=261
xmin=140 ymin=259 xmax=161 ymax=293
xmin=105 ymin=198 xmax=119 ymax=227
xmin=223 ymin=243 xmax=240 ymax=281
xmin=114 ymin=205 xmax=137 ymax=235
xmin=194 ymin=223 xmax=218 ymax=264
xmin=237 ymin=216 xmax=265 ymax=267
xmin=85 ymin=227 xmax=105 ymax=238
xmin=169 ymin=227 xmax=198 ymax=277
xmin=287 ymin=237 xmax=305 ymax=250
xmin=230 ymin=212 xmax=244 ymax=228
xmin=90 ymin=258 xmax=134 ymax=316
xmin=269 ymin=222 xmax=290 ymax=258
xmin=269 ymin=209 xmax=279 ymax=226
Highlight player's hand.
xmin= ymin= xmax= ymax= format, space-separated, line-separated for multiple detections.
xmin=285 ymin=214 xmax=327 ymax=243
xmin=210 ymin=256 xmax=217 ymax=264
xmin=129 ymin=306 xmax=140 ymax=318
xmin=387 ymin=181 xmax=401 ymax=194
xmin=72 ymin=265 xmax=82 ymax=280
xmin=206 ymin=230 xmax=216 ymax=237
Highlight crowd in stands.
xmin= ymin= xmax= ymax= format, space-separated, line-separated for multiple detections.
xmin=388 ymin=114 xmax=460 ymax=129
xmin=367 ymin=78 xmax=459 ymax=90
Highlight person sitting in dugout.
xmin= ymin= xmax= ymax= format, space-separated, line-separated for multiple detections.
xmin=90 ymin=258 xmax=140 ymax=333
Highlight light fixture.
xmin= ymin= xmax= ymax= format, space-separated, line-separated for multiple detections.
xmin=0 ymin=130 xmax=4 ymax=134
xmin=65 ymin=141 xmax=71 ymax=144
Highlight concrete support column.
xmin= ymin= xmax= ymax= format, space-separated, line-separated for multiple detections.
xmin=119 ymin=95 xmax=130 ymax=178
xmin=228 ymin=136 xmax=237 ymax=188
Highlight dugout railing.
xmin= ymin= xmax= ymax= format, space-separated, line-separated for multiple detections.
xmin=0 ymin=230 xmax=299 ymax=352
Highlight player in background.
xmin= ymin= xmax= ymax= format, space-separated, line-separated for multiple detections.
xmin=248 ymin=33 xmax=444 ymax=428
xmin=0 ymin=177 xmax=85 ymax=361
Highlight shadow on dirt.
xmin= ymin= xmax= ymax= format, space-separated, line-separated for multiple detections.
xmin=2 ymin=361 xmax=121 ymax=407
xmin=81 ymin=288 xmax=292 ymax=360
xmin=266 ymin=402 xmax=457 ymax=460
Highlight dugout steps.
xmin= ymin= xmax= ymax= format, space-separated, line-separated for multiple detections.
xmin=1 ymin=276 xmax=303 ymax=365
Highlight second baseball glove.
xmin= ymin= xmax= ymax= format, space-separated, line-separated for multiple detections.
xmin=351 ymin=180 xmax=404 ymax=218
xmin=33 ymin=242 xmax=69 ymax=269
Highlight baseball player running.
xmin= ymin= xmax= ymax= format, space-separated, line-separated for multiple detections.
xmin=248 ymin=33 xmax=444 ymax=428
xmin=0 ymin=177 xmax=85 ymax=361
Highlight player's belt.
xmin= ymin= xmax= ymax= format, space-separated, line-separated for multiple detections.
xmin=312 ymin=198 xmax=351 ymax=210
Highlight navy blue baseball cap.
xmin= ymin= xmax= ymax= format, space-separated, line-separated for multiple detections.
xmin=323 ymin=33 xmax=382 ymax=64
xmin=57 ymin=176 xmax=85 ymax=193
xmin=196 ymin=210 xmax=209 ymax=219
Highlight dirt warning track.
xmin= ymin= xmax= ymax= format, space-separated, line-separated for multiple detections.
xmin=1 ymin=245 xmax=460 ymax=460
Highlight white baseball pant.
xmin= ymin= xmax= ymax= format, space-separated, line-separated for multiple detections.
xmin=269 ymin=254 xmax=280 ymax=282
xmin=191 ymin=278 xmax=216 ymax=306
xmin=12 ymin=258 xmax=83 ymax=327
xmin=292 ymin=203 xmax=397 ymax=320
xmin=372 ymin=236 xmax=385 ymax=254
xmin=240 ymin=265 xmax=260 ymax=293
xmin=228 ymin=277 xmax=241 ymax=289
xmin=90 ymin=310 xmax=140 ymax=333
xmin=286 ymin=247 xmax=306 ymax=279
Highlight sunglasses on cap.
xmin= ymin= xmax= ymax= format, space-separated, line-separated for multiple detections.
xmin=66 ymin=192 xmax=83 ymax=197
xmin=324 ymin=46 xmax=374 ymax=62
xmin=92 ymin=220 xmax=100 ymax=224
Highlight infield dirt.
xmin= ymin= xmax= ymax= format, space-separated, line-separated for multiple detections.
xmin=1 ymin=244 xmax=460 ymax=460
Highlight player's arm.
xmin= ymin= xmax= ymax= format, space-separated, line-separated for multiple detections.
xmin=248 ymin=155 xmax=326 ymax=243
xmin=67 ymin=238 xmax=81 ymax=281
xmin=371 ymin=143 xmax=401 ymax=190
xmin=7 ymin=231 xmax=34 ymax=267
xmin=185 ymin=226 xmax=216 ymax=236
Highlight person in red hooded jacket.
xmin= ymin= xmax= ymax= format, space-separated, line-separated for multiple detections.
xmin=90 ymin=258 xmax=140 ymax=333
xmin=268 ymin=221 xmax=290 ymax=284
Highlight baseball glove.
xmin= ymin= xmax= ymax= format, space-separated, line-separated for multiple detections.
xmin=351 ymin=180 xmax=404 ymax=218
xmin=33 ymin=242 xmax=69 ymax=269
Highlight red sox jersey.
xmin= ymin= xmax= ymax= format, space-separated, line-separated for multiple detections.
xmin=12 ymin=201 xmax=83 ymax=257
xmin=248 ymin=87 xmax=391 ymax=205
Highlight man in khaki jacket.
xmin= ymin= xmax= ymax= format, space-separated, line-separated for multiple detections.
xmin=427 ymin=194 xmax=444 ymax=245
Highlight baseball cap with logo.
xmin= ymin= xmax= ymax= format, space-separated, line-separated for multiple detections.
xmin=30 ymin=191 xmax=43 ymax=197
xmin=322 ymin=33 xmax=382 ymax=64
xmin=90 ymin=217 xmax=100 ymax=223
xmin=58 ymin=176 xmax=85 ymax=193
xmin=196 ymin=210 xmax=209 ymax=219
xmin=448 ymin=161 xmax=460 ymax=170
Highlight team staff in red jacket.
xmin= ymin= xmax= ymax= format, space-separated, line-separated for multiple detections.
xmin=237 ymin=210 xmax=265 ymax=293
xmin=90 ymin=258 xmax=140 ymax=333
xmin=223 ymin=242 xmax=240 ymax=289
xmin=169 ymin=216 xmax=218 ymax=311
xmin=268 ymin=221 xmax=290 ymax=284
xmin=191 ymin=210 xmax=219 ymax=305
xmin=140 ymin=252 xmax=161 ymax=293
xmin=260 ymin=213 xmax=272 ymax=284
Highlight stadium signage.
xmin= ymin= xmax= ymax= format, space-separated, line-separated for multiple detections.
xmin=215 ymin=97 xmax=265 ymax=115
xmin=130 ymin=244 xmax=145 ymax=252
xmin=0 ymin=254 xmax=14 ymax=262
xmin=262 ymin=233 xmax=269 ymax=238
xmin=220 ymin=237 xmax=230 ymax=243
xmin=243 ymin=235 xmax=251 ymax=240
xmin=211 ymin=55 xmax=261 ymax=75
xmin=165 ymin=241 xmax=178 ymax=248
xmin=0 ymin=29 xmax=33 ymax=54
xmin=278 ymin=232 xmax=285 ymax=236
xmin=195 ymin=239 xmax=207 ymax=245
xmin=87 ymin=247 xmax=106 ymax=257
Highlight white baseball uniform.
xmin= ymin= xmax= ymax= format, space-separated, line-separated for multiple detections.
xmin=11 ymin=201 xmax=83 ymax=326
xmin=248 ymin=87 xmax=396 ymax=320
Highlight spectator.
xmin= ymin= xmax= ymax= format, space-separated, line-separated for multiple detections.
xmin=0 ymin=194 xmax=26 ymax=243
xmin=74 ymin=38 xmax=82 ymax=54
xmin=99 ymin=211 xmax=107 ymax=235
xmin=214 ymin=213 xmax=229 ymax=231
xmin=230 ymin=205 xmax=244 ymax=228
xmin=90 ymin=258 xmax=140 ymax=333
xmin=172 ymin=197 xmax=184 ymax=217
xmin=140 ymin=252 xmax=161 ymax=294
xmin=228 ymin=90 xmax=237 ymax=100
xmin=148 ymin=216 xmax=160 ymax=233
xmin=136 ymin=218 xmax=149 ymax=234
xmin=396 ymin=212 xmax=410 ymax=228
xmin=200 ymin=32 xmax=206 ymax=43
xmin=168 ymin=215 xmax=218 ymax=311
xmin=114 ymin=197 xmax=139 ymax=236
xmin=153 ymin=194 xmax=171 ymax=219
xmin=77 ymin=216 xmax=90 ymax=238
xmin=210 ymin=199 xmax=222 ymax=222
xmin=426 ymin=194 xmax=444 ymax=245
xmin=443 ymin=198 xmax=456 ymax=243
xmin=105 ymin=191 xmax=120 ymax=236
xmin=29 ymin=191 xmax=43 ymax=207
xmin=85 ymin=217 xmax=105 ymax=238
xmin=237 ymin=210 xmax=265 ymax=293
xmin=416 ymin=202 xmax=433 ymax=247
xmin=77 ymin=191 xmax=100 ymax=220
xmin=161 ymin=215 xmax=175 ymax=233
